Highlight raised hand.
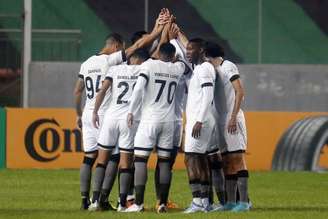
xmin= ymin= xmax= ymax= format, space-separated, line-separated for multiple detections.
xmin=168 ymin=23 xmax=180 ymax=40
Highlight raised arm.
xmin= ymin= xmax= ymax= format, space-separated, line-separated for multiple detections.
xmin=177 ymin=30 xmax=189 ymax=49
xmin=125 ymin=9 xmax=170 ymax=58
xmin=92 ymin=78 xmax=112 ymax=128
xmin=151 ymin=15 xmax=175 ymax=59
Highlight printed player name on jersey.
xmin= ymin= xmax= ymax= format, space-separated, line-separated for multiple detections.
xmin=154 ymin=72 xmax=179 ymax=79
xmin=88 ymin=69 xmax=101 ymax=74
xmin=117 ymin=75 xmax=138 ymax=80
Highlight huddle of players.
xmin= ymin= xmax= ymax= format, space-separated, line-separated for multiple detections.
xmin=74 ymin=8 xmax=250 ymax=214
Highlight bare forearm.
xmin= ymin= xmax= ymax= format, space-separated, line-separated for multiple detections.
xmin=75 ymin=93 xmax=83 ymax=117
xmin=93 ymin=90 xmax=106 ymax=114
xmin=152 ymin=23 xmax=170 ymax=59
xmin=231 ymin=90 xmax=244 ymax=117
xmin=177 ymin=31 xmax=188 ymax=48
xmin=126 ymin=28 xmax=162 ymax=57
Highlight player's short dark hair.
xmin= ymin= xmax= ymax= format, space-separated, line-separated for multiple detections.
xmin=159 ymin=43 xmax=176 ymax=59
xmin=204 ymin=41 xmax=225 ymax=58
xmin=131 ymin=30 xmax=147 ymax=44
xmin=130 ymin=48 xmax=150 ymax=61
xmin=189 ymin=38 xmax=205 ymax=48
xmin=106 ymin=33 xmax=124 ymax=45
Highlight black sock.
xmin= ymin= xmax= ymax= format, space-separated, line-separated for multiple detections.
xmin=92 ymin=191 xmax=100 ymax=203
xmin=99 ymin=190 xmax=109 ymax=203
xmin=237 ymin=170 xmax=249 ymax=203
xmin=217 ymin=191 xmax=226 ymax=205
xmin=159 ymin=184 xmax=170 ymax=205
xmin=154 ymin=161 xmax=160 ymax=200
xmin=135 ymin=185 xmax=145 ymax=205
xmin=225 ymin=174 xmax=238 ymax=203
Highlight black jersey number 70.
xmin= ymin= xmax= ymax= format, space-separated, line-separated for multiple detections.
xmin=155 ymin=79 xmax=177 ymax=104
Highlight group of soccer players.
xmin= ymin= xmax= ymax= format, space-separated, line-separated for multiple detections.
xmin=74 ymin=8 xmax=250 ymax=213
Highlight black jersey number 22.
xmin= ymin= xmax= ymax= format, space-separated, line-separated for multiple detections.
xmin=117 ymin=81 xmax=136 ymax=104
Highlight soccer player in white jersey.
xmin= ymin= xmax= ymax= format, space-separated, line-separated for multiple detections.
xmin=91 ymin=49 xmax=150 ymax=212
xmin=204 ymin=41 xmax=250 ymax=212
xmin=74 ymin=11 xmax=170 ymax=209
xmin=74 ymin=33 xmax=126 ymax=210
xmin=83 ymin=12 xmax=170 ymax=211
xmin=125 ymin=43 xmax=188 ymax=213
xmin=152 ymin=23 xmax=191 ymax=209
xmin=183 ymin=38 xmax=221 ymax=213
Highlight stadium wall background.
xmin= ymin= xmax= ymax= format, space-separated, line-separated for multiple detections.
xmin=0 ymin=108 xmax=327 ymax=170
xmin=1 ymin=63 xmax=328 ymax=170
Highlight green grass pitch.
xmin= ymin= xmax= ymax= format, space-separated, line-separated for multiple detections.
xmin=0 ymin=170 xmax=328 ymax=219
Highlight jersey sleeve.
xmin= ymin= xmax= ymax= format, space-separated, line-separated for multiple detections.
xmin=173 ymin=61 xmax=189 ymax=75
xmin=128 ymin=72 xmax=148 ymax=115
xmin=106 ymin=50 xmax=127 ymax=66
xmin=195 ymin=64 xmax=215 ymax=122
xmin=138 ymin=61 xmax=151 ymax=84
xmin=225 ymin=62 xmax=240 ymax=82
xmin=105 ymin=66 xmax=114 ymax=81
xmin=197 ymin=63 xmax=215 ymax=87
xmin=78 ymin=63 xmax=85 ymax=80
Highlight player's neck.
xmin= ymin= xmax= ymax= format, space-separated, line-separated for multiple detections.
xmin=212 ymin=57 xmax=224 ymax=68
xmin=193 ymin=57 xmax=205 ymax=65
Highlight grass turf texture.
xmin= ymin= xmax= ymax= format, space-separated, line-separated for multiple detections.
xmin=0 ymin=170 xmax=328 ymax=219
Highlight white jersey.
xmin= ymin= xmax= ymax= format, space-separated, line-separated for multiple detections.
xmin=170 ymin=39 xmax=192 ymax=121
xmin=214 ymin=60 xmax=243 ymax=123
xmin=129 ymin=59 xmax=186 ymax=122
xmin=186 ymin=62 xmax=216 ymax=123
xmin=78 ymin=50 xmax=125 ymax=113
xmin=105 ymin=64 xmax=141 ymax=120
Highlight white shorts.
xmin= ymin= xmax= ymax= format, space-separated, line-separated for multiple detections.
xmin=219 ymin=113 xmax=247 ymax=154
xmin=173 ymin=120 xmax=183 ymax=148
xmin=134 ymin=121 xmax=174 ymax=158
xmin=184 ymin=119 xmax=217 ymax=154
xmin=81 ymin=110 xmax=103 ymax=153
xmin=98 ymin=118 xmax=139 ymax=154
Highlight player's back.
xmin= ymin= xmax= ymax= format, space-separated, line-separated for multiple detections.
xmin=139 ymin=59 xmax=185 ymax=122
xmin=106 ymin=64 xmax=140 ymax=119
xmin=79 ymin=50 xmax=125 ymax=113
xmin=79 ymin=55 xmax=111 ymax=113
